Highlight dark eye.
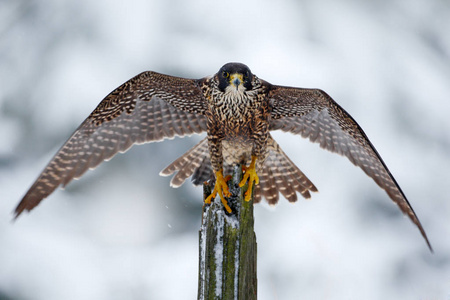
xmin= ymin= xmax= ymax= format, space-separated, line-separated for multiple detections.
xmin=222 ymin=71 xmax=229 ymax=78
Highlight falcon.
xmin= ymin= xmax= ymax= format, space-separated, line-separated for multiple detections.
xmin=14 ymin=62 xmax=431 ymax=250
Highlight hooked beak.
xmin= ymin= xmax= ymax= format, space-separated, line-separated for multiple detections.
xmin=229 ymin=73 xmax=243 ymax=90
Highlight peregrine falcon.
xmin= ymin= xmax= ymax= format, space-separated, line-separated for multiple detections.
xmin=14 ymin=62 xmax=431 ymax=250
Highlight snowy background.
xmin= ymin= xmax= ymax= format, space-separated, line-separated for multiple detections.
xmin=1 ymin=0 xmax=449 ymax=299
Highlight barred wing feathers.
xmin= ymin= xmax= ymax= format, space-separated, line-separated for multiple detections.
xmin=268 ymin=85 xmax=431 ymax=250
xmin=15 ymin=72 xmax=207 ymax=217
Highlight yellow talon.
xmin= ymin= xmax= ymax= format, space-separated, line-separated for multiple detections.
xmin=239 ymin=155 xmax=259 ymax=202
xmin=205 ymin=170 xmax=232 ymax=213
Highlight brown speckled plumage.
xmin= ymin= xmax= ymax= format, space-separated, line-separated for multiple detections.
xmin=15 ymin=62 xmax=431 ymax=250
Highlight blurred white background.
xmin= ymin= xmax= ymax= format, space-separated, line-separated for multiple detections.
xmin=1 ymin=0 xmax=449 ymax=299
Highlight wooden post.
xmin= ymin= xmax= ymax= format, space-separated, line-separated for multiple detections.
xmin=198 ymin=165 xmax=257 ymax=300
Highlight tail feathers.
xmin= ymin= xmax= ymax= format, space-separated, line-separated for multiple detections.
xmin=191 ymin=151 xmax=214 ymax=186
xmin=254 ymin=139 xmax=318 ymax=205
xmin=160 ymin=137 xmax=318 ymax=205
xmin=159 ymin=138 xmax=211 ymax=187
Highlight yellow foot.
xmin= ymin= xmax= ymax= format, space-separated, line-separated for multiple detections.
xmin=239 ymin=155 xmax=259 ymax=202
xmin=205 ymin=169 xmax=232 ymax=213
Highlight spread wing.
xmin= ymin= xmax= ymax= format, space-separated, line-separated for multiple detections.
xmin=268 ymin=85 xmax=432 ymax=250
xmin=15 ymin=71 xmax=208 ymax=218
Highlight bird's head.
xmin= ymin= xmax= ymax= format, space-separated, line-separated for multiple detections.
xmin=217 ymin=62 xmax=253 ymax=93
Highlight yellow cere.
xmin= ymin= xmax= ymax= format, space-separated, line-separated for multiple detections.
xmin=229 ymin=73 xmax=244 ymax=86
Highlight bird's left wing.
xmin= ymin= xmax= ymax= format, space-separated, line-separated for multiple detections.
xmin=15 ymin=71 xmax=208 ymax=217
xmin=268 ymin=85 xmax=431 ymax=250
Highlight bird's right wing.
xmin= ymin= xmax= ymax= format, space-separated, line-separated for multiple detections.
xmin=15 ymin=72 xmax=208 ymax=217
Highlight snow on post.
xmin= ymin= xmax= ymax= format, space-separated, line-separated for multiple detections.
xmin=198 ymin=165 xmax=257 ymax=300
